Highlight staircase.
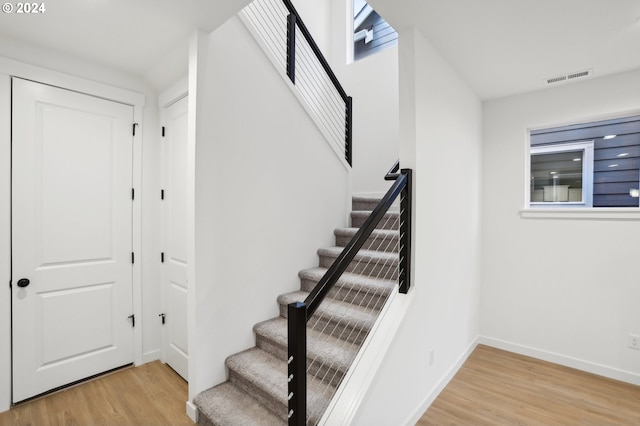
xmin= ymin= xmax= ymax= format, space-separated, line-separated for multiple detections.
xmin=194 ymin=196 xmax=400 ymax=425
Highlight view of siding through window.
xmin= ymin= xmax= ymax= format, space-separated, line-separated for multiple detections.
xmin=530 ymin=115 xmax=640 ymax=207
xmin=353 ymin=0 xmax=398 ymax=61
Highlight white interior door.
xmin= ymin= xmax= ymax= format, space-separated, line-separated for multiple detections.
xmin=161 ymin=95 xmax=189 ymax=380
xmin=11 ymin=78 xmax=135 ymax=402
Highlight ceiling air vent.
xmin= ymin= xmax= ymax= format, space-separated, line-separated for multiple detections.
xmin=545 ymin=69 xmax=593 ymax=86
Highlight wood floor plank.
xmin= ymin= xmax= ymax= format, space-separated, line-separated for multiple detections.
xmin=0 ymin=361 xmax=193 ymax=426
xmin=418 ymin=345 xmax=640 ymax=425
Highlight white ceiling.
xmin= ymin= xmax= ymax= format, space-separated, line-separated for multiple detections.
xmin=0 ymin=0 xmax=251 ymax=90
xmin=0 ymin=0 xmax=639 ymax=98
xmin=371 ymin=0 xmax=640 ymax=99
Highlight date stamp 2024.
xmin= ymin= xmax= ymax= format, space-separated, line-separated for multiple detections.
xmin=2 ymin=2 xmax=46 ymax=14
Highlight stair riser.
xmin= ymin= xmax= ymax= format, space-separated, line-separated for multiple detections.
xmin=227 ymin=369 xmax=287 ymax=423
xmin=335 ymin=234 xmax=399 ymax=253
xmin=196 ymin=414 xmax=215 ymax=426
xmin=352 ymin=199 xmax=380 ymax=211
xmin=255 ymin=334 xmax=347 ymax=388
xmin=351 ymin=213 xmax=400 ymax=230
xmin=319 ymin=256 xmax=399 ymax=281
xmin=278 ymin=305 xmax=370 ymax=345
xmin=300 ymin=277 xmax=390 ymax=311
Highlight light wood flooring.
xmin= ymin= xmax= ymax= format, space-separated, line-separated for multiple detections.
xmin=418 ymin=344 xmax=640 ymax=425
xmin=0 ymin=361 xmax=193 ymax=426
xmin=1 ymin=346 xmax=639 ymax=425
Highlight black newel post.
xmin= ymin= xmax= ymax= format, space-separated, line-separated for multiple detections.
xmin=288 ymin=302 xmax=307 ymax=425
xmin=399 ymin=169 xmax=412 ymax=294
xmin=345 ymin=96 xmax=353 ymax=166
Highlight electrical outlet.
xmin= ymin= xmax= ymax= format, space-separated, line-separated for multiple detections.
xmin=629 ymin=334 xmax=640 ymax=350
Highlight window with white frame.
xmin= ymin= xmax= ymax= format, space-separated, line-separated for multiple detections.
xmin=531 ymin=141 xmax=594 ymax=206
xmin=529 ymin=115 xmax=640 ymax=208
xmin=353 ymin=0 xmax=397 ymax=62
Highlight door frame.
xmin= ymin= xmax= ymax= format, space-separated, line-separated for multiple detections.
xmin=158 ymin=78 xmax=188 ymax=369
xmin=0 ymin=56 xmax=146 ymax=411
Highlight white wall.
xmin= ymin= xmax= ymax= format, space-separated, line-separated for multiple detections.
xmin=0 ymin=42 xmax=165 ymax=412
xmin=345 ymin=48 xmax=400 ymax=194
xmin=481 ymin=69 xmax=640 ymax=385
xmin=189 ymin=16 xmax=350 ymax=400
xmin=330 ymin=0 xmax=400 ymax=195
xmin=353 ymin=27 xmax=482 ymax=424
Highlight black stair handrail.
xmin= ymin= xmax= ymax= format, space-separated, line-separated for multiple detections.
xmin=282 ymin=0 xmax=348 ymax=102
xmin=384 ymin=159 xmax=400 ymax=180
xmin=287 ymin=162 xmax=412 ymax=425
xmin=282 ymin=0 xmax=353 ymax=166
xmin=304 ymin=170 xmax=410 ymax=317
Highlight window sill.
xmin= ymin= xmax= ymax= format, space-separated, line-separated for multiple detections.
xmin=520 ymin=208 xmax=640 ymax=220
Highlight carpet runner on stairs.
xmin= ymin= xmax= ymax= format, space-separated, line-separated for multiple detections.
xmin=194 ymin=196 xmax=399 ymax=425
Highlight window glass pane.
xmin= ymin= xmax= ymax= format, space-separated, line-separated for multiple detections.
xmin=531 ymin=150 xmax=583 ymax=203
xmin=353 ymin=1 xmax=397 ymax=61
xmin=530 ymin=115 xmax=640 ymax=208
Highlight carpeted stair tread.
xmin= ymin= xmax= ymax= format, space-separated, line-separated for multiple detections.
xmin=299 ymin=267 xmax=395 ymax=301
xmin=318 ymin=246 xmax=398 ymax=263
xmin=335 ymin=227 xmax=398 ymax=240
xmin=334 ymin=227 xmax=399 ymax=252
xmin=193 ymin=381 xmax=284 ymax=426
xmin=277 ymin=290 xmax=379 ymax=333
xmin=352 ymin=196 xmax=400 ymax=213
xmin=317 ymin=247 xmax=399 ymax=280
xmin=254 ymin=316 xmax=358 ymax=382
xmin=351 ymin=211 xmax=399 ymax=229
xmin=351 ymin=196 xmax=382 ymax=212
xmin=195 ymin=194 xmax=403 ymax=425
xmin=226 ymin=347 xmax=333 ymax=425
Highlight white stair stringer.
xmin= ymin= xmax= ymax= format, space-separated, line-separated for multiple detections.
xmin=318 ymin=286 xmax=415 ymax=425
xmin=238 ymin=1 xmax=351 ymax=171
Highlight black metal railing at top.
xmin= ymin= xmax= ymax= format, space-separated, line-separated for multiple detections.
xmin=282 ymin=0 xmax=353 ymax=167
xmin=287 ymin=163 xmax=413 ymax=425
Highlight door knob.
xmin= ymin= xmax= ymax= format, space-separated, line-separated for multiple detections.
xmin=17 ymin=278 xmax=30 ymax=288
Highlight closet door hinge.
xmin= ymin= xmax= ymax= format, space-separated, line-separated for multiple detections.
xmin=159 ymin=313 xmax=166 ymax=324
xmin=161 ymin=126 xmax=165 ymax=137
xmin=161 ymin=189 xmax=165 ymax=200
xmin=131 ymin=252 xmax=135 ymax=264
xmin=128 ymin=314 xmax=135 ymax=327
xmin=132 ymin=123 xmax=139 ymax=136
xmin=161 ymin=252 xmax=165 ymax=263
xmin=131 ymin=188 xmax=135 ymax=200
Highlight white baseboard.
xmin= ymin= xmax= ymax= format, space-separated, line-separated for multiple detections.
xmin=142 ymin=349 xmax=161 ymax=364
xmin=479 ymin=336 xmax=640 ymax=386
xmin=186 ymin=400 xmax=198 ymax=422
xmin=406 ymin=337 xmax=479 ymax=425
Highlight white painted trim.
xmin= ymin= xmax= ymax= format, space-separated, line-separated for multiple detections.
xmin=132 ymin=105 xmax=144 ymax=367
xmin=0 ymin=73 xmax=11 ymax=414
xmin=479 ymin=336 xmax=640 ymax=386
xmin=238 ymin=12 xmax=352 ymax=173
xmin=186 ymin=400 xmax=198 ymax=422
xmin=0 ymin=56 xmax=145 ymax=107
xmin=186 ymin=28 xmax=208 ymax=405
xmin=520 ymin=208 xmax=640 ymax=220
xmin=405 ymin=337 xmax=479 ymax=425
xmin=529 ymin=140 xmax=594 ymax=208
xmin=159 ymin=77 xmax=188 ymax=109
xmin=319 ymin=287 xmax=414 ymax=425
xmin=142 ymin=350 xmax=162 ymax=364
xmin=157 ymin=82 xmax=188 ymax=368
